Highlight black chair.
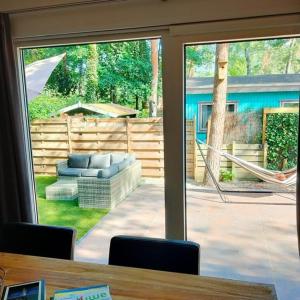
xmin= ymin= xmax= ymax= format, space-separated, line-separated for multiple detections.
xmin=108 ymin=235 xmax=200 ymax=275
xmin=0 ymin=222 xmax=76 ymax=260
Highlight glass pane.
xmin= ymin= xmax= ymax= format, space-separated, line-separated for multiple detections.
xmin=22 ymin=38 xmax=165 ymax=264
xmin=201 ymin=105 xmax=212 ymax=130
xmin=226 ymin=103 xmax=235 ymax=112
xmin=185 ymin=37 xmax=299 ymax=299
xmin=283 ymin=101 xmax=299 ymax=108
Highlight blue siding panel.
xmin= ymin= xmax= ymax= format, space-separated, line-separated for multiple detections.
xmin=185 ymin=91 xmax=300 ymax=141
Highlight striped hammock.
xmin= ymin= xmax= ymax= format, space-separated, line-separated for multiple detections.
xmin=196 ymin=140 xmax=297 ymax=186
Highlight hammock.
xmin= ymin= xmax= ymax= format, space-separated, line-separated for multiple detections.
xmin=196 ymin=140 xmax=297 ymax=186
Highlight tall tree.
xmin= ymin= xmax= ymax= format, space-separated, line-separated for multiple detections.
xmin=244 ymin=43 xmax=251 ymax=75
xmin=203 ymin=43 xmax=229 ymax=186
xmin=285 ymin=38 xmax=297 ymax=74
xmin=149 ymin=39 xmax=159 ymax=117
xmin=85 ymin=44 xmax=99 ymax=102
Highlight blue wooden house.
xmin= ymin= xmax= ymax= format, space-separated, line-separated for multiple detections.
xmin=186 ymin=74 xmax=300 ymax=141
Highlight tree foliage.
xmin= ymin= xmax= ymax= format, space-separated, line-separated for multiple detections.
xmin=186 ymin=38 xmax=300 ymax=77
xmin=24 ymin=38 xmax=299 ymax=120
xmin=28 ymin=93 xmax=79 ymax=121
xmin=23 ymin=40 xmax=154 ymax=109
xmin=266 ymin=113 xmax=298 ymax=170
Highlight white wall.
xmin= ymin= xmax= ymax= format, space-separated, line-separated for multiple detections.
xmin=7 ymin=0 xmax=300 ymax=40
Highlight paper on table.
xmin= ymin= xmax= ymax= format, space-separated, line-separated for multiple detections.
xmin=53 ymin=285 xmax=112 ymax=300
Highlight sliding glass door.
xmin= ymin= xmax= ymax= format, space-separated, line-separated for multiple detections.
xmin=184 ymin=37 xmax=300 ymax=299
xmin=21 ymin=38 xmax=166 ymax=263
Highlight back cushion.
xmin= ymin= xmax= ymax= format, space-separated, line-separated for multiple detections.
xmin=111 ymin=153 xmax=128 ymax=164
xmin=89 ymin=153 xmax=111 ymax=169
xmin=68 ymin=154 xmax=90 ymax=169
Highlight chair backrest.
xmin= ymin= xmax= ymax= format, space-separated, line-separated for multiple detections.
xmin=109 ymin=235 xmax=200 ymax=275
xmin=0 ymin=222 xmax=76 ymax=260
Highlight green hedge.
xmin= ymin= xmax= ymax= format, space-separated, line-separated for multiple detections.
xmin=28 ymin=93 xmax=79 ymax=121
xmin=266 ymin=113 xmax=298 ymax=170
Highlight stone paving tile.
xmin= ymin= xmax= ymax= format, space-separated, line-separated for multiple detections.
xmin=75 ymin=182 xmax=299 ymax=300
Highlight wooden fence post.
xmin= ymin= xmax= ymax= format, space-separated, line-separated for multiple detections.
xmin=262 ymin=108 xmax=268 ymax=145
xmin=193 ymin=116 xmax=197 ymax=180
xmin=126 ymin=118 xmax=131 ymax=153
xmin=231 ymin=141 xmax=236 ymax=175
xmin=67 ymin=117 xmax=72 ymax=154
xmin=263 ymin=143 xmax=268 ymax=168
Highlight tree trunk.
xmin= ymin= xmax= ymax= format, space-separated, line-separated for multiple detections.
xmin=262 ymin=51 xmax=271 ymax=74
xmin=285 ymin=38 xmax=296 ymax=74
xmin=203 ymin=43 xmax=229 ymax=186
xmin=135 ymin=94 xmax=139 ymax=110
xmin=78 ymin=61 xmax=84 ymax=96
xmin=85 ymin=44 xmax=99 ymax=102
xmin=149 ymin=39 xmax=159 ymax=117
xmin=110 ymin=86 xmax=117 ymax=103
xmin=244 ymin=46 xmax=251 ymax=75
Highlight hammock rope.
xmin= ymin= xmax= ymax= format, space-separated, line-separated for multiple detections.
xmin=196 ymin=140 xmax=297 ymax=186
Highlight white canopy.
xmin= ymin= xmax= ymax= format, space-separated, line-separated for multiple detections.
xmin=25 ymin=53 xmax=66 ymax=101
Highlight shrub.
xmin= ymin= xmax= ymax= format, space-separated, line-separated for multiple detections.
xmin=28 ymin=93 xmax=80 ymax=121
xmin=220 ymin=169 xmax=234 ymax=182
xmin=266 ymin=113 xmax=298 ymax=170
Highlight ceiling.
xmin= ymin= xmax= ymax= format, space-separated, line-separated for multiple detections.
xmin=0 ymin=0 xmax=128 ymax=13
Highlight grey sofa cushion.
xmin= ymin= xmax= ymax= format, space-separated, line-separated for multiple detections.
xmin=127 ymin=154 xmax=136 ymax=164
xmin=89 ymin=153 xmax=111 ymax=169
xmin=68 ymin=154 xmax=90 ymax=169
xmin=81 ymin=169 xmax=102 ymax=177
xmin=98 ymin=164 xmax=119 ymax=178
xmin=117 ymin=154 xmax=136 ymax=172
xmin=117 ymin=158 xmax=130 ymax=172
xmin=58 ymin=167 xmax=85 ymax=177
xmin=111 ymin=153 xmax=128 ymax=164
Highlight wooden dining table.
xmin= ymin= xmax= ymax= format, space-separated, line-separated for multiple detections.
xmin=0 ymin=252 xmax=277 ymax=299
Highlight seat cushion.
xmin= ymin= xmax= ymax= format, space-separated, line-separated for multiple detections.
xmin=111 ymin=153 xmax=128 ymax=164
xmin=81 ymin=169 xmax=102 ymax=177
xmin=58 ymin=167 xmax=85 ymax=177
xmin=68 ymin=154 xmax=91 ymax=169
xmin=98 ymin=164 xmax=119 ymax=178
xmin=117 ymin=158 xmax=130 ymax=172
xmin=89 ymin=153 xmax=111 ymax=169
xmin=127 ymin=154 xmax=136 ymax=164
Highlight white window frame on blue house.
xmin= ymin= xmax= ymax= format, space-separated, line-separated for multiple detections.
xmin=280 ymin=100 xmax=299 ymax=107
xmin=198 ymin=101 xmax=238 ymax=132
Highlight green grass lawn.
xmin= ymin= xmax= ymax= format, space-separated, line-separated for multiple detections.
xmin=36 ymin=176 xmax=108 ymax=240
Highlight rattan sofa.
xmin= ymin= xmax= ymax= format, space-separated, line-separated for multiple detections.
xmin=50 ymin=153 xmax=142 ymax=209
xmin=77 ymin=160 xmax=141 ymax=209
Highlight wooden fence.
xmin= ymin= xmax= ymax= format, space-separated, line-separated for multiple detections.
xmin=194 ymin=142 xmax=266 ymax=182
xmin=31 ymin=117 xmax=195 ymax=178
xmin=31 ymin=116 xmax=265 ymax=180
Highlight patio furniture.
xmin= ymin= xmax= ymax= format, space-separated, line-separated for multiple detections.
xmin=0 ymin=222 xmax=76 ymax=260
xmin=109 ymin=235 xmax=200 ymax=275
xmin=56 ymin=152 xmax=136 ymax=179
xmin=49 ymin=152 xmax=142 ymax=208
xmin=197 ymin=139 xmax=297 ymax=186
xmin=78 ymin=160 xmax=141 ymax=209
xmin=46 ymin=178 xmax=78 ymax=200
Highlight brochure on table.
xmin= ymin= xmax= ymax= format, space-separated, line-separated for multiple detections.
xmin=53 ymin=285 xmax=112 ymax=300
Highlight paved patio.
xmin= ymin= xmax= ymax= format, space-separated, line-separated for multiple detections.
xmin=75 ymin=180 xmax=300 ymax=300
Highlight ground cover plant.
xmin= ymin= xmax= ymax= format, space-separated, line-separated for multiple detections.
xmin=36 ymin=176 xmax=108 ymax=240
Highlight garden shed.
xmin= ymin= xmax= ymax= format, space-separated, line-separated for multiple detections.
xmin=56 ymin=101 xmax=138 ymax=118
